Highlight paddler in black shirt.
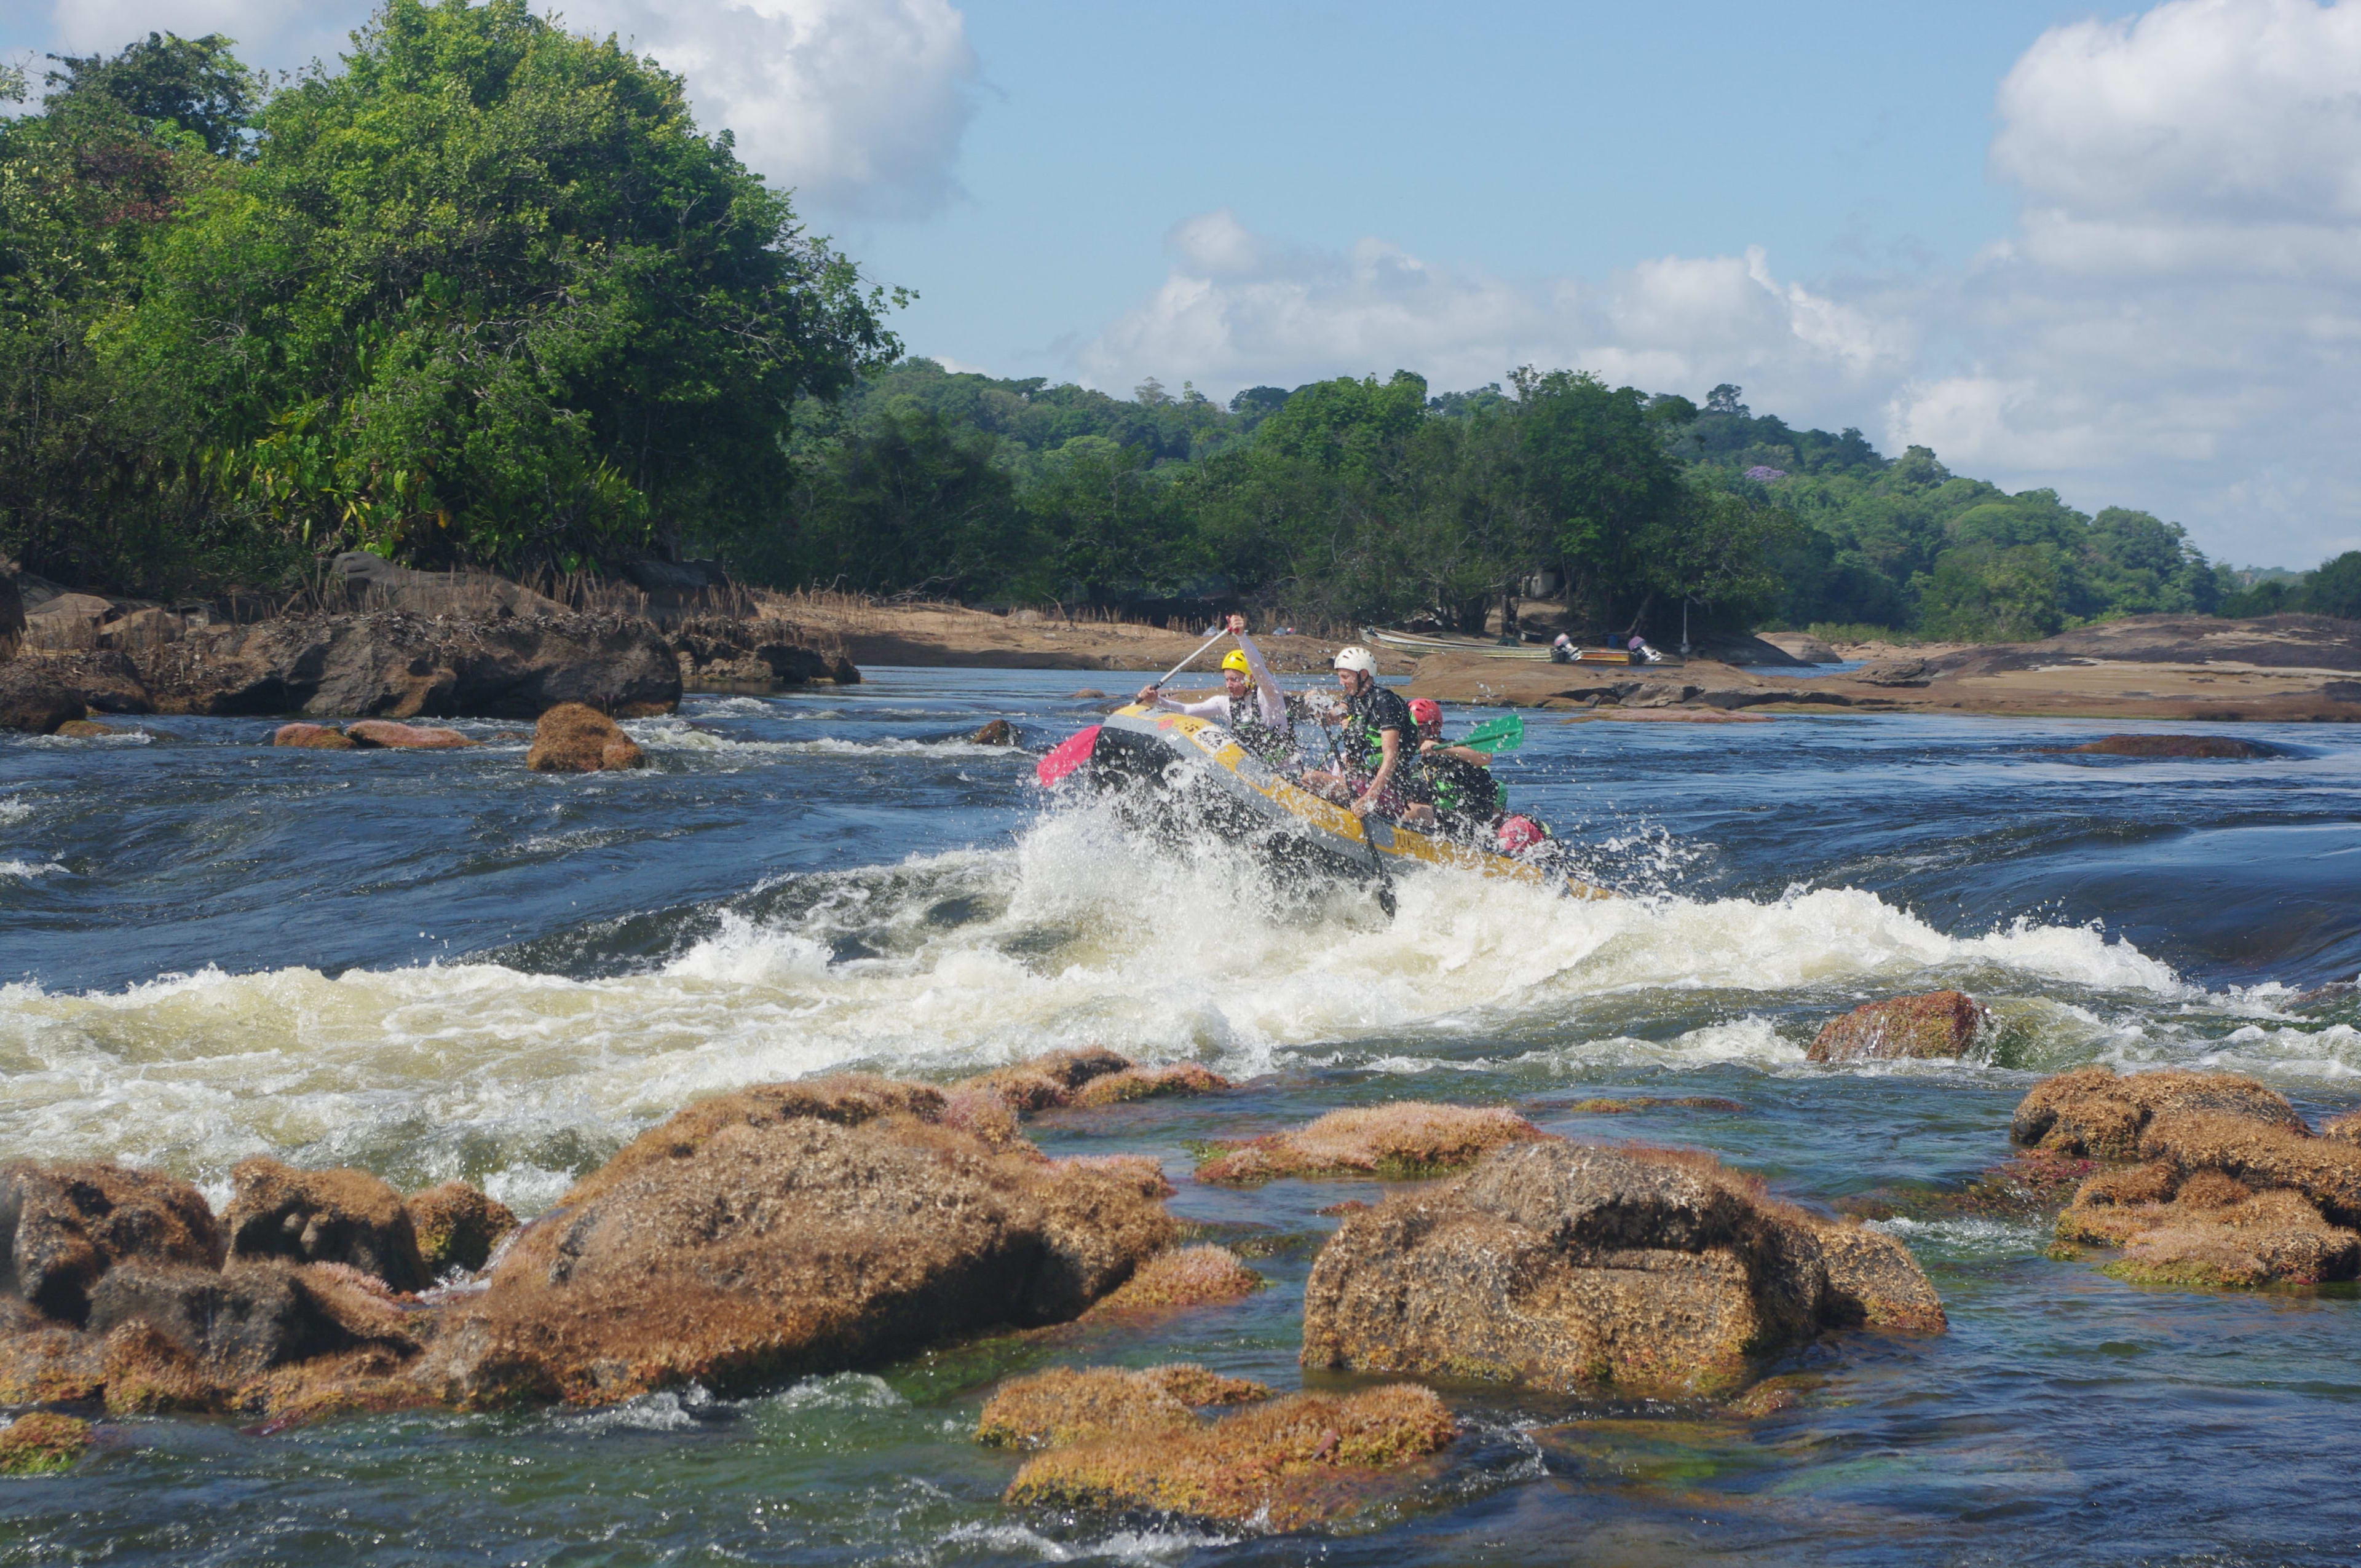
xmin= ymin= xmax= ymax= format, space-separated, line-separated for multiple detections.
xmin=1301 ymin=645 xmax=1411 ymax=817
xmin=1401 ymin=698 xmax=1506 ymax=835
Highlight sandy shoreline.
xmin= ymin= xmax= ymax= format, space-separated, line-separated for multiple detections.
xmin=789 ymin=603 xmax=2361 ymax=723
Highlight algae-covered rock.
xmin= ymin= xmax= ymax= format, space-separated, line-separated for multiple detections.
xmin=976 ymin=1363 xmax=1268 ymax=1449
xmin=955 ymin=1048 xmax=1134 ymax=1115
xmin=1069 ymin=1063 xmax=1231 ymax=1108
xmin=417 ymin=1074 xmax=1174 ymax=1408
xmin=224 ymin=1159 xmax=430 ymax=1292
xmin=1194 ymin=1102 xmax=1549 ymax=1186
xmin=0 ymin=1412 xmax=90 ymax=1476
xmin=404 ymin=1183 xmax=517 ymax=1275
xmin=0 ymin=1301 xmax=104 ymax=1405
xmin=0 ymin=1162 xmax=224 ymax=1325
xmin=273 ymin=722 xmax=356 ymax=749
xmin=1300 ymin=1142 xmax=1942 ymax=1398
xmin=346 ymin=720 xmax=475 ymax=750
xmin=2009 ymin=1066 xmax=2309 ymax=1160
xmin=2138 ymin=1109 xmax=2361 ymax=1227
xmin=1084 ymin=1245 xmax=1264 ymax=1316
xmin=525 ymin=702 xmax=646 ymax=773
xmin=1808 ymin=990 xmax=1987 ymax=1063
xmin=2324 ymin=1111 xmax=2361 ymax=1147
xmin=1003 ymin=1384 xmax=1457 ymax=1529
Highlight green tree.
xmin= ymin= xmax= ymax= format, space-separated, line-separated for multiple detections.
xmin=2301 ymin=551 xmax=2361 ymax=620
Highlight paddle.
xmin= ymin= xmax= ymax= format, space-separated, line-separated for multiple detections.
xmin=1034 ymin=725 xmax=1101 ymax=787
xmin=1152 ymin=628 xmax=1229 ymax=692
xmin=1459 ymin=712 xmax=1525 ymax=752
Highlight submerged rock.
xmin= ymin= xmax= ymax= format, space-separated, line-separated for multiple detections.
xmin=346 ymin=720 xmax=475 ymax=750
xmin=1193 ymin=1102 xmax=1549 ymax=1186
xmin=404 ymin=1183 xmax=517 ymax=1275
xmin=224 ymin=1159 xmax=431 ymax=1292
xmin=0 ymin=1162 xmax=224 ymax=1325
xmin=976 ymin=1363 xmax=1269 ymax=1449
xmin=273 ymin=722 xmax=357 ymax=749
xmin=1083 ymin=1245 xmax=1264 ymax=1316
xmin=525 ymin=702 xmax=646 ymax=773
xmin=1002 ymin=1383 xmax=1458 ymax=1529
xmin=52 ymin=720 xmax=122 ymax=739
xmin=0 ymin=1412 xmax=91 ymax=1476
xmin=2065 ymin=734 xmax=2277 ymax=759
xmin=2010 ymin=1065 xmax=2309 ymax=1160
xmin=1808 ymin=990 xmax=1988 ymax=1063
xmin=416 ymin=1074 xmax=1175 ymax=1408
xmin=1299 ymin=1141 xmax=1943 ymax=1398
xmin=966 ymin=719 xmax=1017 ymax=746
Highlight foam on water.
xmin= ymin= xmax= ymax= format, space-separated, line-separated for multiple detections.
xmin=0 ymin=859 xmax=63 ymax=880
xmin=0 ymin=797 xmax=2286 ymax=1203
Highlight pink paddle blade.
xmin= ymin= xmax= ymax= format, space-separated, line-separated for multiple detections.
xmin=1035 ymin=725 xmax=1101 ymax=787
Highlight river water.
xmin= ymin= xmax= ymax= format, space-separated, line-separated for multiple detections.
xmin=3 ymin=669 xmax=2359 ymax=1566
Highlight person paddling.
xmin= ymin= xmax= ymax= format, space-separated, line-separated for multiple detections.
xmin=1402 ymin=698 xmax=1507 ymax=835
xmin=1135 ymin=613 xmax=1294 ymax=767
xmin=1301 ymin=646 xmax=1410 ymax=818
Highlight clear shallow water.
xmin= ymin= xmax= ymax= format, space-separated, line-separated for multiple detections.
xmin=4 ymin=670 xmax=2360 ymax=1564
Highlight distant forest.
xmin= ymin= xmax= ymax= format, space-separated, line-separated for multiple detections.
xmin=5 ymin=5 xmax=2357 ymax=643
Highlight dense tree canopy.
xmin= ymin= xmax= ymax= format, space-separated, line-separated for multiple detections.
xmin=4 ymin=14 xmax=2344 ymax=640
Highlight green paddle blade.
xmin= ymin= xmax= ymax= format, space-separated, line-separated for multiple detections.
xmin=1461 ymin=712 xmax=1525 ymax=752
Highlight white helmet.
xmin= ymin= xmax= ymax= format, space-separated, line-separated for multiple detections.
xmin=1334 ymin=645 xmax=1378 ymax=675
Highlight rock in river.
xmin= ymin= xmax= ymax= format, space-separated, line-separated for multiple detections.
xmin=0 ymin=660 xmax=85 ymax=735
xmin=1299 ymin=1141 xmax=1943 ymax=1398
xmin=223 ymin=1158 xmax=431 ymax=1292
xmin=2010 ymin=1065 xmax=2309 ymax=1161
xmin=1193 ymin=1101 xmax=1549 ymax=1185
xmin=1809 ymin=990 xmax=1989 ymax=1063
xmin=0 ymin=1161 xmax=224 ymax=1325
xmin=526 ymin=702 xmax=646 ymax=773
xmin=346 ymin=720 xmax=475 ymax=750
xmin=416 ymin=1074 xmax=1176 ymax=1407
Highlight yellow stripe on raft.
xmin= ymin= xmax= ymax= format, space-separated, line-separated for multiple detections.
xmin=1116 ymin=705 xmax=1612 ymax=900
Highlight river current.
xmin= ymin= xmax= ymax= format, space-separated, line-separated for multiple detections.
xmin=3 ymin=668 xmax=2359 ymax=1566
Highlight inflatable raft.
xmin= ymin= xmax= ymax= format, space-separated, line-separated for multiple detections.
xmin=1038 ymin=705 xmax=1612 ymax=905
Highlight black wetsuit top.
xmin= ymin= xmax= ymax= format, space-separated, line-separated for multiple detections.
xmin=1341 ymin=685 xmax=1414 ymax=779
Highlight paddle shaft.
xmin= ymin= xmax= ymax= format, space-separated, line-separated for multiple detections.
xmin=1152 ymin=629 xmax=1229 ymax=689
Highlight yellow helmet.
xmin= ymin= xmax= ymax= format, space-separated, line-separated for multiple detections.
xmin=1221 ymin=648 xmax=1252 ymax=674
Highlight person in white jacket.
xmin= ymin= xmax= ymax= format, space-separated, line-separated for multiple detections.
xmin=1134 ymin=613 xmax=1294 ymax=767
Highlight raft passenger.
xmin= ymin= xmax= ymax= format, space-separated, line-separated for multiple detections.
xmin=1134 ymin=613 xmax=1294 ymax=768
xmin=1300 ymin=646 xmax=1411 ymax=818
xmin=1401 ymin=698 xmax=1506 ymax=835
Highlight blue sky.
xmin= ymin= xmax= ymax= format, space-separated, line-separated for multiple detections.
xmin=10 ymin=0 xmax=2359 ymax=565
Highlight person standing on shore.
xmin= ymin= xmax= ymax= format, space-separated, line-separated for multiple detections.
xmin=1302 ymin=646 xmax=1411 ymax=818
xmin=1134 ymin=613 xmax=1294 ymax=767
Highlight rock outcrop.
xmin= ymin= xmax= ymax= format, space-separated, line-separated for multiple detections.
xmin=404 ymin=1183 xmax=517 ymax=1275
xmin=1193 ymin=1102 xmax=1548 ymax=1186
xmin=0 ymin=1412 xmax=90 ymax=1475
xmin=0 ymin=661 xmax=84 ymax=735
xmin=415 ymin=1074 xmax=1176 ymax=1408
xmin=136 ymin=611 xmax=680 ymax=719
xmin=1002 ymin=1383 xmax=1458 ymax=1529
xmin=2009 ymin=1065 xmax=2309 ymax=1161
xmin=1808 ymin=990 xmax=1988 ymax=1063
xmin=1299 ymin=1141 xmax=1942 ymax=1398
xmin=977 ymin=1364 xmax=1270 ymax=1449
xmin=346 ymin=720 xmax=474 ymax=750
xmin=2023 ymin=1068 xmax=2361 ymax=1288
xmin=668 ymin=617 xmax=860 ymax=689
xmin=1 ymin=1162 xmax=224 ymax=1324
xmin=953 ymin=1049 xmax=1231 ymax=1120
xmin=223 ymin=1159 xmax=432 ymax=1291
xmin=525 ymin=703 xmax=647 ymax=773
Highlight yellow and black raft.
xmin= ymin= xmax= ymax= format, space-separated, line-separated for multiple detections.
xmin=1036 ymin=705 xmax=1610 ymax=910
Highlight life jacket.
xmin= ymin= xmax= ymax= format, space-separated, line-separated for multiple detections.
xmin=1342 ymin=687 xmax=1412 ymax=777
xmin=1224 ymin=690 xmax=1294 ymax=770
xmin=1419 ymin=750 xmax=1506 ymax=824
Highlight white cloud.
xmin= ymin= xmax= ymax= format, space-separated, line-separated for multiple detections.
xmin=1072 ymin=0 xmax=2361 ymax=567
xmin=44 ymin=0 xmax=977 ymax=218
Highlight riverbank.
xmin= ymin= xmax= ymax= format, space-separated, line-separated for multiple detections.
xmin=1406 ymin=613 xmax=2361 ymax=722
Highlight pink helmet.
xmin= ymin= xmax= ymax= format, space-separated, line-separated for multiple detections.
xmin=1496 ymin=816 xmax=1545 ymax=854
xmin=1408 ymin=698 xmax=1442 ymax=726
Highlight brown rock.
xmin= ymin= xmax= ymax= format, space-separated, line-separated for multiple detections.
xmin=224 ymin=1159 xmax=430 ymax=1291
xmin=955 ymin=1047 xmax=1134 ymax=1115
xmin=2138 ymin=1110 xmax=2361 ymax=1228
xmin=346 ymin=720 xmax=475 ymax=750
xmin=1809 ymin=991 xmax=1988 ymax=1063
xmin=98 ymin=1318 xmax=224 ymax=1414
xmin=1085 ymin=1245 xmax=1264 ymax=1316
xmin=1068 ymin=1063 xmax=1231 ymax=1109
xmin=87 ymin=1259 xmax=417 ymax=1386
xmin=0 ymin=1411 xmax=91 ymax=1475
xmin=0 ymin=661 xmax=84 ymax=735
xmin=977 ymin=1365 xmax=1212 ymax=1449
xmin=2009 ymin=1066 xmax=2310 ymax=1160
xmin=2324 ymin=1111 xmax=2361 ymax=1146
xmin=416 ymin=1074 xmax=1174 ymax=1408
xmin=0 ymin=1162 xmax=224 ymax=1325
xmin=525 ymin=702 xmax=647 ymax=773
xmin=2065 ymin=734 xmax=2276 ymax=758
xmin=966 ymin=719 xmax=1017 ymax=745
xmin=274 ymin=722 xmax=357 ymax=749
xmin=1193 ymin=1101 xmax=1550 ymax=1186
xmin=0 ymin=1301 xmax=105 ymax=1405
xmin=53 ymin=719 xmax=121 ymax=738
xmin=1002 ymin=1384 xmax=1458 ymax=1529
xmin=1299 ymin=1141 xmax=1940 ymax=1398
xmin=10 ymin=650 xmax=151 ymax=714
xmin=404 ymin=1183 xmax=517 ymax=1275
